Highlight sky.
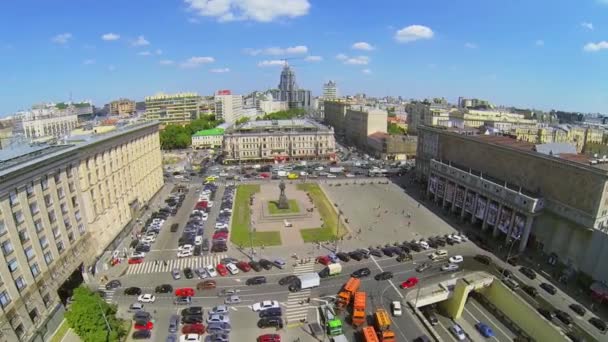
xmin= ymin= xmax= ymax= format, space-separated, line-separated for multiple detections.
xmin=1 ymin=0 xmax=608 ymax=116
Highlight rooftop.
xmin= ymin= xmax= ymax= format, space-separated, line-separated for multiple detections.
xmin=229 ymin=119 xmax=331 ymax=133
xmin=192 ymin=128 xmax=225 ymax=137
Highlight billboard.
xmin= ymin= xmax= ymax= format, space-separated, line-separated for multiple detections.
xmin=497 ymin=207 xmax=512 ymax=234
xmin=445 ymin=182 xmax=454 ymax=203
xmin=454 ymin=187 xmax=465 ymax=208
xmin=464 ymin=192 xmax=475 ymax=213
xmin=511 ymin=214 xmax=525 ymax=240
xmin=475 ymin=197 xmax=487 ymax=219
xmin=429 ymin=176 xmax=438 ymax=194
xmin=487 ymin=202 xmax=498 ymax=225
xmin=436 ymin=179 xmax=445 ymax=198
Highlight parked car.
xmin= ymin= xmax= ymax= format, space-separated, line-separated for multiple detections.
xmin=105 ymin=279 xmax=122 ymax=290
xmin=441 ymin=263 xmax=459 ymax=272
xmin=351 ymin=268 xmax=371 ymax=278
xmin=336 ymin=252 xmax=350 ymax=262
xmin=278 ymin=275 xmax=298 ymax=286
xmin=224 ymin=295 xmax=241 ymax=304
xmin=374 ymin=271 xmax=393 ymax=281
xmin=249 ymin=261 xmax=262 ymax=272
xmin=522 ymin=285 xmax=538 ymax=298
xmin=540 ymin=283 xmax=557 ymax=295
xmin=589 ymin=317 xmax=607 ymax=332
xmin=184 ymin=267 xmax=194 ymax=279
xmin=137 ymin=294 xmax=156 ymax=303
xmin=236 ymin=261 xmax=251 ymax=272
xmin=519 ymin=267 xmax=537 ymax=279
xmin=181 ymin=323 xmax=205 ymax=335
xmin=416 ymin=263 xmax=431 ymax=273
xmin=257 ymin=317 xmax=283 ymax=329
xmin=259 ymin=307 xmax=282 ymax=318
xmin=247 ymin=276 xmax=267 ymax=286
xmin=252 ymin=300 xmax=280 ymax=312
xmin=155 ymin=284 xmax=173 ymax=293
xmin=125 ymin=287 xmax=142 ymax=296
xmin=569 ymin=303 xmax=586 ymax=316
xmin=197 ymin=280 xmax=216 ymax=290
xmin=132 ymin=330 xmax=151 ymax=340
xmin=181 ymin=306 xmax=204 ymax=316
xmin=555 ymin=310 xmax=573 ymax=325
xmin=538 ymin=308 xmax=556 ymax=321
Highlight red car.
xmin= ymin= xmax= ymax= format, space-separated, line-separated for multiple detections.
xmin=236 ymin=261 xmax=251 ymax=272
xmin=195 ymin=201 xmax=208 ymax=209
xmin=400 ymin=277 xmax=419 ymax=289
xmin=260 ymin=173 xmax=270 ymax=178
xmin=128 ymin=257 xmax=144 ymax=264
xmin=175 ymin=288 xmax=195 ymax=297
xmin=216 ymin=264 xmax=228 ymax=276
xmin=134 ymin=321 xmax=154 ymax=330
xmin=258 ymin=334 xmax=281 ymax=342
xmin=182 ymin=323 xmax=205 ymax=334
xmin=212 ymin=232 xmax=228 ymax=239
xmin=316 ymin=256 xmax=331 ymax=265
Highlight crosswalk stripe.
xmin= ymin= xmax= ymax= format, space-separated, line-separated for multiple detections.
xmin=125 ymin=254 xmax=229 ymax=275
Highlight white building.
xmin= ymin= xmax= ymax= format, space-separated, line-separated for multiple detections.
xmin=323 ymin=80 xmax=338 ymax=99
xmin=192 ymin=127 xmax=225 ymax=149
xmin=13 ymin=105 xmax=79 ymax=142
xmin=214 ymin=93 xmax=243 ymax=124
xmin=259 ymin=92 xmax=288 ymax=114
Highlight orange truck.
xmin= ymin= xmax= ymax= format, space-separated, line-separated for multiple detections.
xmin=374 ymin=309 xmax=396 ymax=342
xmin=362 ymin=326 xmax=380 ymax=342
xmin=336 ymin=277 xmax=360 ymax=311
xmin=352 ymin=291 xmax=366 ymax=327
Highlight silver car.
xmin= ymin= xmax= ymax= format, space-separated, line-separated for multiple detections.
xmin=207 ymin=314 xmax=230 ymax=324
xmin=218 ymin=288 xmax=240 ymax=297
xmin=168 ymin=315 xmax=179 ymax=333
xmin=171 ymin=268 xmax=181 ymax=280
xmin=206 ymin=322 xmax=231 ymax=334
xmin=224 ymin=295 xmax=241 ymax=305
xmin=209 ymin=305 xmax=229 ymax=315
xmin=441 ymin=263 xmax=459 ymax=272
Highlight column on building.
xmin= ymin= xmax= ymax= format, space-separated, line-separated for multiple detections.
xmin=470 ymin=193 xmax=479 ymax=224
xmin=481 ymin=198 xmax=490 ymax=231
xmin=460 ymin=188 xmax=469 ymax=219
xmin=441 ymin=181 xmax=450 ymax=208
xmin=519 ymin=215 xmax=534 ymax=252
xmin=451 ymin=186 xmax=459 ymax=213
xmin=492 ymin=203 xmax=504 ymax=237
xmin=505 ymin=210 xmax=517 ymax=243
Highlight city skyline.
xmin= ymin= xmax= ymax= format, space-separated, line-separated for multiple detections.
xmin=1 ymin=0 xmax=608 ymax=115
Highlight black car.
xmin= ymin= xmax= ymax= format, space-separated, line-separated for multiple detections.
xmin=258 ymin=317 xmax=283 ymax=329
xmin=569 ymin=303 xmax=586 ymax=316
xmin=132 ymin=330 xmax=151 ymax=339
xmin=182 ymin=315 xmax=204 ymax=324
xmin=396 ymin=254 xmax=412 ymax=262
xmin=193 ymin=245 xmax=202 ymax=256
xmin=105 ymin=279 xmax=121 ymax=290
xmin=124 ymin=287 xmax=142 ymax=295
xmin=538 ymin=308 xmax=555 ymax=321
xmin=184 ymin=267 xmax=194 ymax=279
xmin=522 ymin=285 xmax=538 ymax=298
xmin=539 ymin=283 xmax=557 ymax=295
xmin=279 ymin=275 xmax=298 ymax=286
xmin=259 ymin=259 xmax=274 ymax=270
xmin=416 ymin=263 xmax=431 ymax=273
xmin=181 ymin=306 xmax=203 ymax=316
xmin=426 ymin=240 xmax=438 ymax=249
xmin=422 ymin=309 xmax=439 ymax=325
xmin=473 ymin=254 xmax=491 ymax=265
xmin=374 ymin=271 xmax=393 ymax=281
xmin=351 ymin=267 xmax=371 ymax=278
xmin=259 ymin=307 xmax=282 ymax=318
xmin=369 ymin=248 xmax=383 ymax=257
xmin=435 ymin=238 xmax=446 ymax=247
xmin=555 ymin=310 xmax=572 ymax=325
xmin=382 ymin=248 xmax=395 ymax=257
xmin=133 ymin=311 xmax=151 ymax=321
xmin=155 ymin=284 xmax=173 ymax=293
xmin=349 ymin=251 xmax=363 ymax=261
xmin=519 ymin=267 xmax=537 ymax=279
xmin=202 ymin=239 xmax=210 ymax=252
xmin=249 ymin=261 xmax=262 ymax=272
xmin=220 ymin=257 xmax=240 ymax=265
xmin=211 ymin=244 xmax=228 ymax=252
xmin=336 ymin=252 xmax=350 ymax=262
xmin=246 ymin=276 xmax=267 ymax=285
xmin=135 ymin=244 xmax=151 ymax=253
xmin=498 ymin=268 xmax=513 ymax=278
xmin=589 ymin=317 xmax=607 ymax=332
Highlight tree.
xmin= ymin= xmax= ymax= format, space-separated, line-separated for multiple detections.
xmin=65 ymin=286 xmax=126 ymax=342
xmin=159 ymin=114 xmax=223 ymax=150
xmin=261 ymin=108 xmax=305 ymax=120
xmin=235 ymin=117 xmax=250 ymax=125
xmin=387 ymin=122 xmax=406 ymax=135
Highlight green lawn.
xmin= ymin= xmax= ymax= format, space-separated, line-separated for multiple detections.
xmin=231 ymin=184 xmax=282 ymax=247
xmin=268 ymin=200 xmax=300 ymax=214
xmin=296 ymin=183 xmax=343 ymax=242
xmin=49 ymin=320 xmax=70 ymax=342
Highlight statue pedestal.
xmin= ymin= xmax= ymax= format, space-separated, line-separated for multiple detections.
xmin=278 ymin=193 xmax=290 ymax=209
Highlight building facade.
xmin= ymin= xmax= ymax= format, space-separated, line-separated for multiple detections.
xmin=367 ymin=133 xmax=417 ymax=161
xmin=191 ymin=128 xmax=224 ymax=149
xmin=13 ymin=106 xmax=79 ymax=142
xmin=0 ymin=122 xmax=163 ymax=341
xmin=323 ymin=100 xmax=353 ymax=135
xmin=344 ymin=106 xmax=388 ymax=149
xmin=214 ymin=92 xmax=243 ymax=124
xmin=222 ymin=119 xmax=335 ymax=163
xmin=144 ymin=92 xmax=201 ymax=126
xmin=109 ymin=99 xmax=136 ymax=117
xmin=416 ymin=125 xmax=608 ymax=282
xmin=405 ymin=99 xmax=451 ymax=135
xmin=271 ymin=65 xmax=311 ymax=109
xmin=323 ymin=80 xmax=338 ymax=99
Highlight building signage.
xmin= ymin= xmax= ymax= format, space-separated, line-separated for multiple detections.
xmin=445 ymin=182 xmax=454 ymax=203
xmin=436 ymin=179 xmax=445 ymax=198
xmin=429 ymin=176 xmax=438 ymax=194
xmin=487 ymin=202 xmax=498 ymax=225
xmin=465 ymin=192 xmax=475 ymax=213
xmin=475 ymin=197 xmax=487 ymax=219
xmin=454 ymin=187 xmax=465 ymax=208
xmin=498 ymin=207 xmax=512 ymax=234
xmin=511 ymin=214 xmax=525 ymax=240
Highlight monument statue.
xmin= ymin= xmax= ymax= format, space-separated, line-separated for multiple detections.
xmin=278 ymin=180 xmax=290 ymax=209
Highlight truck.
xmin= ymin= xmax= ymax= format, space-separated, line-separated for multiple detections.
xmin=288 ymin=273 xmax=320 ymax=292
xmin=318 ymin=263 xmax=342 ymax=278
xmin=362 ymin=326 xmax=380 ymax=342
xmin=336 ymin=277 xmax=360 ymax=311
xmin=329 ymin=166 xmax=344 ymax=174
xmin=374 ymin=309 xmax=396 ymax=342
xmin=352 ymin=291 xmax=366 ymax=327
xmin=320 ymin=305 xmax=343 ymax=336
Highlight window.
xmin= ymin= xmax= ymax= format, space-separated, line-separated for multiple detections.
xmin=60 ymin=203 xmax=68 ymax=215
xmin=57 ymin=241 xmax=64 ymax=254
xmin=18 ymin=230 xmax=29 ymax=243
xmin=15 ymin=323 xmax=24 ymax=337
xmin=25 ymin=246 xmax=35 ymax=260
xmin=67 ymin=232 xmax=74 ymax=243
xmin=57 ymin=188 xmax=65 ymax=199
xmin=44 ymin=251 xmax=53 ymax=265
xmin=48 ymin=210 xmax=56 ymax=223
xmin=0 ymin=220 xmax=5 ymax=236
xmin=39 ymin=236 xmax=48 ymax=249
xmin=34 ymin=219 xmax=43 ymax=233
xmin=54 ymin=173 xmax=61 ymax=184
xmin=28 ymin=308 xmax=38 ymax=322
xmin=68 ymin=182 xmax=75 ymax=193
xmin=15 ymin=276 xmax=26 ymax=291
xmin=71 ymin=196 xmax=78 ymax=208
xmin=13 ymin=211 xmax=24 ymax=225
xmin=68 ymin=165 xmax=74 ymax=178
xmin=41 ymin=177 xmax=49 ymax=190
xmin=0 ymin=291 xmax=11 ymax=308
xmin=30 ymin=202 xmax=39 ymax=215
xmin=52 ymin=227 xmax=60 ymax=239
xmin=8 ymin=259 xmax=18 ymax=272
xmin=64 ymin=218 xmax=72 ymax=230
xmin=75 ymin=211 xmax=81 ymax=222
xmin=78 ymin=223 xmax=85 ymax=234
xmin=42 ymin=294 xmax=51 ymax=307
xmin=44 ymin=194 xmax=52 ymax=207
xmin=26 ymin=184 xmax=34 ymax=197
xmin=9 ymin=191 xmax=19 ymax=206
xmin=30 ymin=263 xmax=40 ymax=278
xmin=1 ymin=240 xmax=13 ymax=256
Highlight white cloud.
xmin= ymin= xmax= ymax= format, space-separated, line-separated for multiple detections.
xmin=185 ymin=0 xmax=310 ymax=22
xmin=210 ymin=68 xmax=230 ymax=73
xmin=535 ymin=39 xmax=544 ymax=46
xmin=132 ymin=35 xmax=150 ymax=47
xmin=352 ymin=42 xmax=374 ymax=51
xmin=581 ymin=22 xmax=594 ymax=31
xmin=464 ymin=42 xmax=477 ymax=49
xmin=584 ymin=41 xmax=608 ymax=52
xmin=305 ymin=55 xmax=322 ymax=62
xmin=244 ymin=45 xmax=307 ymax=56
xmin=180 ymin=56 xmax=215 ymax=68
xmin=257 ymin=60 xmax=287 ymax=67
xmin=159 ymin=60 xmax=175 ymax=65
xmin=51 ymin=33 xmax=72 ymax=44
xmin=83 ymin=59 xmax=96 ymax=65
xmin=344 ymin=56 xmax=370 ymax=65
xmin=362 ymin=69 xmax=372 ymax=74
xmin=101 ymin=33 xmax=120 ymax=41
xmin=155 ymin=49 xmax=163 ymax=55
xmin=335 ymin=53 xmax=348 ymax=61
xmin=394 ymin=25 xmax=434 ymax=43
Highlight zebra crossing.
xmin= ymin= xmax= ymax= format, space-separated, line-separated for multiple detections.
xmin=125 ymin=254 xmax=227 ymax=275
xmin=97 ymin=285 xmax=116 ymax=304
xmin=283 ymin=262 xmax=316 ymax=323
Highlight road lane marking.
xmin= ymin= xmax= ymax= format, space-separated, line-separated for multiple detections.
xmin=469 ymin=300 xmax=512 ymax=340
xmin=463 ymin=307 xmax=500 ymax=342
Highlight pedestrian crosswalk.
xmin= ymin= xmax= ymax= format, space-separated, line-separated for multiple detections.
xmin=125 ymin=254 xmax=227 ymax=275
xmin=97 ymin=285 xmax=115 ymax=304
xmin=283 ymin=263 xmax=316 ymax=324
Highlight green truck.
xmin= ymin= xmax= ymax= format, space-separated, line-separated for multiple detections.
xmin=320 ymin=304 xmax=343 ymax=336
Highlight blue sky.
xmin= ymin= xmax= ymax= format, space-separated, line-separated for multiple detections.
xmin=1 ymin=0 xmax=608 ymax=115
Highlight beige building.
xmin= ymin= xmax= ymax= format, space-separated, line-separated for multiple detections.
xmin=214 ymin=94 xmax=243 ymax=124
xmin=323 ymin=99 xmax=356 ymax=136
xmin=145 ymin=92 xmax=201 ymax=126
xmin=191 ymin=128 xmax=224 ymax=149
xmin=344 ymin=106 xmax=387 ymax=149
xmin=0 ymin=122 xmax=163 ymax=341
xmin=109 ymin=99 xmax=136 ymax=117
xmin=514 ymin=125 xmax=605 ymax=153
xmin=450 ymin=109 xmax=537 ymax=130
xmin=13 ymin=108 xmax=79 ymax=142
xmin=367 ymin=133 xmax=417 ymax=161
xmin=404 ymin=99 xmax=452 ymax=135
xmin=223 ymin=119 xmax=335 ymax=163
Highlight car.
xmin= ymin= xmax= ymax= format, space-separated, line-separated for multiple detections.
xmin=181 ymin=323 xmax=205 ymax=335
xmin=589 ymin=317 xmax=607 ymax=332
xmin=400 ymin=277 xmax=419 ymax=289
xmin=207 ymin=314 xmax=230 ymax=324
xmin=258 ymin=317 xmax=283 ymax=329
xmin=226 ymin=263 xmax=239 ymax=275
xmin=259 ymin=259 xmax=274 ymax=270
xmin=252 ymin=300 xmax=280 ymax=312
xmin=538 ymin=308 xmax=556 ymax=321
xmin=441 ymin=263 xmax=459 ymax=272
xmin=273 ymin=258 xmax=286 ymax=268
xmin=105 ymin=279 xmax=121 ymax=290
xmin=206 ymin=265 xmax=218 ymax=277
xmin=569 ymin=303 xmax=586 ymax=316
xmin=416 ymin=263 xmax=431 ymax=273
xmin=236 ymin=261 xmax=251 ymax=272
xmin=375 ymin=271 xmax=393 ymax=281
xmin=181 ymin=306 xmax=204 ymax=316
xmin=475 ymin=322 xmax=494 ymax=338
xmin=137 ymin=294 xmax=156 ymax=303
xmin=197 ymin=280 xmax=216 ymax=290
xmin=522 ymin=285 xmax=538 ymax=298
xmin=449 ymin=324 xmax=466 ymax=340
xmin=206 ymin=322 xmax=232 ymax=334
xmin=129 ymin=303 xmax=145 ymax=312
xmin=257 ymin=334 xmax=281 ymax=342
xmin=429 ymin=249 xmax=448 ymax=260
xmin=175 ymin=288 xmax=195 ymax=297
xmin=247 ymin=276 xmax=267 ymax=285
xmin=125 ymin=287 xmax=142 ymax=296
xmin=249 ymin=261 xmax=262 ymax=272
xmin=316 ymin=256 xmax=331 ymax=265
xmin=218 ymin=288 xmax=241 ymax=297
xmin=206 ymin=333 xmax=230 ymax=342
xmin=369 ymin=248 xmax=383 ymax=257
xmin=224 ymin=295 xmax=241 ymax=304
xmin=216 ymin=264 xmax=228 ymax=276
xmin=351 ymin=268 xmax=371 ymax=278
xmin=279 ymin=275 xmax=298 ymax=286
xmin=131 ymin=251 xmax=146 ymax=258
xmin=193 ymin=245 xmax=202 ymax=256
xmin=540 ymin=282 xmax=557 ymax=295
xmin=259 ymin=307 xmax=282 ymax=318
xmin=168 ymin=314 xmax=180 ymax=333
xmin=170 ymin=223 xmax=179 ymax=232
xmin=391 ymin=301 xmax=402 ymax=317
xmin=180 ymin=333 xmax=201 ymax=342
xmin=177 ymin=250 xmax=193 ymax=258
xmin=449 ymin=255 xmax=464 ymax=263
xmin=166 ymin=334 xmax=178 ymax=342
xmin=555 ymin=310 xmax=573 ymax=325
xmin=220 ymin=257 xmax=239 ymax=265
xmin=174 ymin=296 xmax=192 ymax=305
xmin=209 ymin=305 xmax=229 ymax=315
xmin=184 ymin=267 xmax=194 ymax=279
xmin=155 ymin=284 xmax=173 ymax=293
xmin=396 ymin=254 xmax=412 ymax=262
xmin=519 ymin=267 xmax=537 ymax=279
xmin=181 ymin=315 xmax=204 ymax=324
xmin=336 ymin=252 xmax=350 ymax=262
xmin=422 ymin=309 xmax=439 ymax=325
xmin=202 ymin=239 xmax=210 ymax=251
xmin=133 ymin=311 xmax=151 ymax=321
xmin=171 ymin=268 xmax=181 ymax=280
xmin=132 ymin=330 xmax=151 ymax=339
xmin=348 ymin=251 xmax=364 ymax=261
xmin=195 ymin=236 xmax=203 ymax=245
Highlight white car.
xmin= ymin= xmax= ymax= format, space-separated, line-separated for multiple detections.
xmin=449 ymin=234 xmax=463 ymax=243
xmin=391 ymin=301 xmax=402 ymax=317
xmin=418 ymin=241 xmax=430 ymax=250
xmin=137 ymin=294 xmax=156 ymax=303
xmin=327 ymin=174 xmax=337 ymax=178
xmin=195 ymin=236 xmax=203 ymax=246
xmin=449 ymin=255 xmax=464 ymax=263
xmin=152 ymin=219 xmax=165 ymax=224
xmin=178 ymin=244 xmax=193 ymax=252
xmin=180 ymin=334 xmax=200 ymax=342
xmin=215 ymin=223 xmax=228 ymax=229
xmin=177 ymin=250 xmax=193 ymax=258
xmin=442 ymin=263 xmax=459 ymax=272
xmin=207 ymin=201 xmax=214 ymax=208
xmin=131 ymin=251 xmax=146 ymax=258
xmin=205 ymin=265 xmax=218 ymax=277
xmin=226 ymin=263 xmax=239 ymax=275
xmin=345 ymin=173 xmax=355 ymax=178
xmin=252 ymin=300 xmax=280 ymax=312
xmin=450 ymin=324 xmax=466 ymax=340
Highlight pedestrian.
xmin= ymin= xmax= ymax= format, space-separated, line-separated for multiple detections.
xmin=155 ymin=260 xmax=159 ymax=266
xmin=408 ymin=221 xmax=411 ymax=227
xmin=163 ymin=260 xmax=167 ymax=266
xmin=417 ymin=203 xmax=421 ymax=208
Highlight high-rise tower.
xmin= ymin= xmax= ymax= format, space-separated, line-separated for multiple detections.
xmin=272 ymin=64 xmax=311 ymax=109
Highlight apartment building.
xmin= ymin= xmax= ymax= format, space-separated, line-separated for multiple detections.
xmin=191 ymin=128 xmax=224 ymax=149
xmin=214 ymin=93 xmax=243 ymax=124
xmin=344 ymin=106 xmax=388 ymax=149
xmin=13 ymin=107 xmax=79 ymax=142
xmin=145 ymin=92 xmax=201 ymax=126
xmin=0 ymin=122 xmax=163 ymax=341
xmin=109 ymin=99 xmax=136 ymax=117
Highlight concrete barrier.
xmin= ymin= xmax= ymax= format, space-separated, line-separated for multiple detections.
xmin=408 ymin=301 xmax=443 ymax=342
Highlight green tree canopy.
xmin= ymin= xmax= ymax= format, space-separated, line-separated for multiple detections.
xmin=259 ymin=108 xmax=305 ymax=120
xmin=64 ymin=286 xmax=126 ymax=342
xmin=235 ymin=117 xmax=250 ymax=125
xmin=388 ymin=122 xmax=406 ymax=135
xmin=160 ymin=114 xmax=223 ymax=150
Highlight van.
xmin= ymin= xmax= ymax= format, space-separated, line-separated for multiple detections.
xmin=429 ymin=250 xmax=449 ymax=260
